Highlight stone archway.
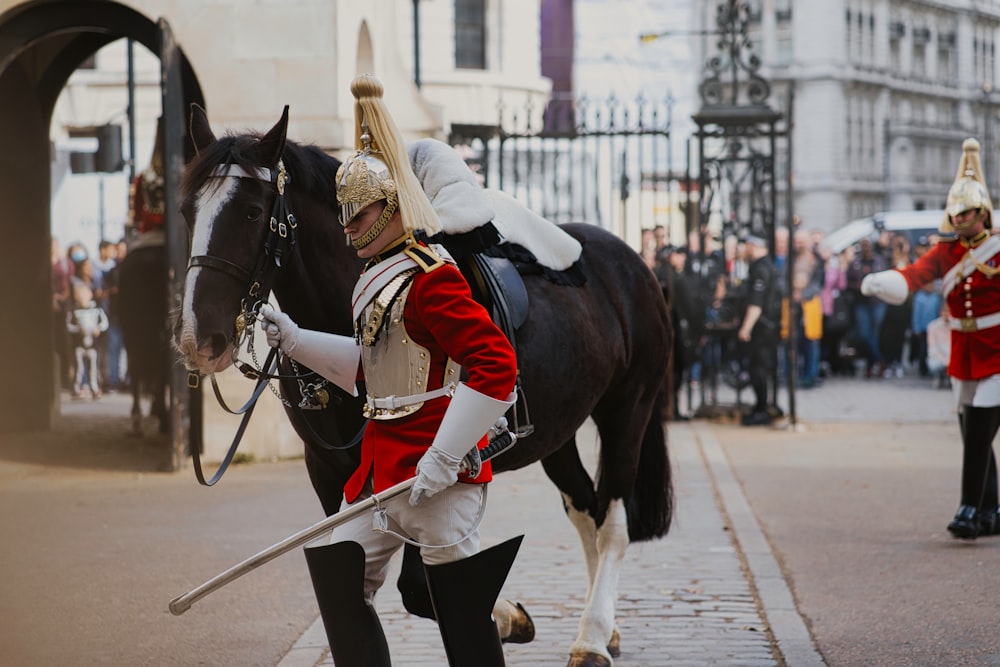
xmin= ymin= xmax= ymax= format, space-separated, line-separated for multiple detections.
xmin=0 ymin=0 xmax=203 ymax=435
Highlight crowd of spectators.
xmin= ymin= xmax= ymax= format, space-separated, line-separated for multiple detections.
xmin=642 ymin=221 xmax=946 ymax=420
xmin=51 ymin=236 xmax=128 ymax=399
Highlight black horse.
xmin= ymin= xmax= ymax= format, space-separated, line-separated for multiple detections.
xmin=118 ymin=242 xmax=170 ymax=435
xmin=173 ymin=106 xmax=673 ymax=667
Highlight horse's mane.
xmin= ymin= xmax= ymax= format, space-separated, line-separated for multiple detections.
xmin=181 ymin=132 xmax=342 ymax=213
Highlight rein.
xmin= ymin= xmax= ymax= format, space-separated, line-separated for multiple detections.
xmin=186 ymin=160 xmax=362 ymax=486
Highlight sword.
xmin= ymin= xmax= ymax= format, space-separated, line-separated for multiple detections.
xmin=168 ymin=430 xmax=516 ymax=616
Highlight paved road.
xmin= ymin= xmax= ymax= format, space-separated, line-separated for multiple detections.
xmin=2 ymin=375 xmax=993 ymax=666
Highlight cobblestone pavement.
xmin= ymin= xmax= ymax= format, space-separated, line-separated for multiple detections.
xmin=279 ymin=423 xmax=816 ymax=667
xmin=280 ymin=372 xmax=951 ymax=667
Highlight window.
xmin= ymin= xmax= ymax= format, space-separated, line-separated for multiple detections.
xmin=455 ymin=0 xmax=486 ymax=70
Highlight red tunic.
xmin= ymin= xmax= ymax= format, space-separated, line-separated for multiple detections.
xmin=897 ymin=237 xmax=1000 ymax=381
xmin=343 ymin=263 xmax=518 ymax=503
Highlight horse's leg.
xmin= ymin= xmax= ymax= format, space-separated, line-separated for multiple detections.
xmin=563 ymin=390 xmax=669 ymax=667
xmin=540 ymin=441 xmax=622 ymax=666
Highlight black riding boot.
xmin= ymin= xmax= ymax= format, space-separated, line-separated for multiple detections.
xmin=424 ymin=535 xmax=524 ymax=667
xmin=948 ymin=406 xmax=1000 ymax=540
xmin=304 ymin=540 xmax=391 ymax=667
xmin=979 ymin=451 xmax=1000 ymax=535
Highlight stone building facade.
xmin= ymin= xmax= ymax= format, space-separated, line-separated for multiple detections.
xmin=698 ymin=0 xmax=1000 ymax=233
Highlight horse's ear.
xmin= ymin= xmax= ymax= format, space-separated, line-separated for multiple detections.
xmin=189 ymin=104 xmax=215 ymax=155
xmin=258 ymin=105 xmax=289 ymax=167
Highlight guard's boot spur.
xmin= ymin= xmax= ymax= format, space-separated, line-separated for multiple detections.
xmin=304 ymin=540 xmax=391 ymax=667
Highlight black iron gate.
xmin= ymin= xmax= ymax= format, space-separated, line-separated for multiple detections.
xmin=691 ymin=0 xmax=794 ymax=423
xmin=451 ymin=92 xmax=685 ymax=244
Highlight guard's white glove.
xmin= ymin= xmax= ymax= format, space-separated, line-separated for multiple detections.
xmin=257 ymin=303 xmax=360 ymax=395
xmin=409 ymin=383 xmax=516 ymax=506
xmin=259 ymin=304 xmax=300 ymax=355
xmin=410 ymin=446 xmax=465 ymax=507
xmin=860 ymin=270 xmax=909 ymax=306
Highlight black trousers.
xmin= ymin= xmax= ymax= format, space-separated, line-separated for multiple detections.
xmin=746 ymin=336 xmax=776 ymax=412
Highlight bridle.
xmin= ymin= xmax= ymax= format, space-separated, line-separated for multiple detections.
xmin=188 ymin=161 xmax=297 ymax=363
xmin=185 ymin=159 xmax=363 ymax=485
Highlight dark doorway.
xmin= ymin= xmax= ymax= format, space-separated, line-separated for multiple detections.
xmin=0 ymin=1 xmax=202 ymax=470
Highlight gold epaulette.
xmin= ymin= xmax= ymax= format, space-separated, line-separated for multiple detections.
xmin=404 ymin=243 xmax=446 ymax=272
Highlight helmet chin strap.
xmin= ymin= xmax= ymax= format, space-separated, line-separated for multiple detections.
xmin=953 ymin=209 xmax=988 ymax=236
xmin=351 ymin=197 xmax=398 ymax=250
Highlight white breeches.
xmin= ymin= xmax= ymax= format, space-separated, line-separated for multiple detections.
xmin=321 ymin=481 xmax=485 ymax=603
xmin=953 ymin=375 xmax=1000 ymax=408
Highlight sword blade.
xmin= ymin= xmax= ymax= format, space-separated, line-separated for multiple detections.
xmin=168 ymin=477 xmax=414 ymax=615
xmin=168 ymin=429 xmax=516 ymax=616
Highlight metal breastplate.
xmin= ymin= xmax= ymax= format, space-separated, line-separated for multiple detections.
xmin=359 ymin=279 xmax=462 ymax=420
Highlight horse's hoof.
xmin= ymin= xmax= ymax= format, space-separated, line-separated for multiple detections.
xmin=566 ymin=653 xmax=612 ymax=667
xmin=501 ymin=601 xmax=535 ymax=644
xmin=607 ymin=628 xmax=621 ymax=658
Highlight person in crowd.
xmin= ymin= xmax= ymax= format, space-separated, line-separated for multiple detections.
xmin=911 ymin=279 xmax=943 ymax=378
xmin=773 ymin=226 xmax=789 ymax=270
xmin=101 ymin=238 xmax=127 ymax=391
xmin=926 ymin=301 xmax=951 ymax=389
xmin=94 ymin=239 xmax=121 ymax=390
xmin=792 ymin=228 xmax=825 ymax=388
xmin=663 ymin=245 xmax=700 ymax=419
xmin=686 ymin=226 xmax=726 ymax=385
xmin=878 ymin=233 xmax=914 ymax=378
xmin=51 ymin=237 xmax=74 ymax=391
xmin=258 ymin=74 xmax=520 ymax=663
xmin=847 ymin=237 xmax=890 ymax=377
xmin=729 ymin=236 xmax=750 ymax=287
xmin=652 ymin=224 xmax=669 ymax=260
xmin=820 ymin=243 xmax=851 ymax=375
xmin=862 ymin=138 xmax=1000 ymax=540
xmin=66 ymin=279 xmax=109 ymax=399
xmin=914 ymin=235 xmax=932 ymax=260
xmin=737 ymin=235 xmax=781 ymax=426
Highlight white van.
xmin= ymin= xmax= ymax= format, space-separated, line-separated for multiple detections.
xmin=821 ymin=209 xmax=954 ymax=255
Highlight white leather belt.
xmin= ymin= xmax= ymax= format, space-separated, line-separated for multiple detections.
xmin=949 ymin=311 xmax=1000 ymax=333
xmin=366 ymin=382 xmax=457 ymax=411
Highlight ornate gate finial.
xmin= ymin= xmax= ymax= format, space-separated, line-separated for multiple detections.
xmin=698 ymin=0 xmax=771 ymax=108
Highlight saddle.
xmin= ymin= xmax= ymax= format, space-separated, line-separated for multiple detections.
xmin=431 ymin=224 xmax=533 ymax=437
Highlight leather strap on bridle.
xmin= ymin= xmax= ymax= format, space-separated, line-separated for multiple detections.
xmin=190 ymin=347 xmax=278 ymax=486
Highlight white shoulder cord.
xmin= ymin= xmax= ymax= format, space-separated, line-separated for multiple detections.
xmin=370 ymin=484 xmax=489 ymax=549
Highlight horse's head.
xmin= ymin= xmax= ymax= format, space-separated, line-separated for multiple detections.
xmin=174 ymin=104 xmax=291 ymax=374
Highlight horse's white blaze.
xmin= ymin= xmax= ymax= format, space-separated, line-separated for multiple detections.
xmin=568 ymin=498 xmax=628 ymax=661
xmin=177 ymin=178 xmax=240 ymax=367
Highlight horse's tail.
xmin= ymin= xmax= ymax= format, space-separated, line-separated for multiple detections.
xmin=626 ymin=388 xmax=673 ymax=542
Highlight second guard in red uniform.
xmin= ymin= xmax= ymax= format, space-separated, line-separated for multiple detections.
xmin=863 ymin=138 xmax=1000 ymax=539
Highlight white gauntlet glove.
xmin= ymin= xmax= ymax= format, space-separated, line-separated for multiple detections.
xmin=860 ymin=270 xmax=909 ymax=306
xmin=259 ymin=304 xmax=301 ymax=355
xmin=409 ymin=383 xmax=517 ymax=506
xmin=257 ymin=304 xmax=360 ymax=395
